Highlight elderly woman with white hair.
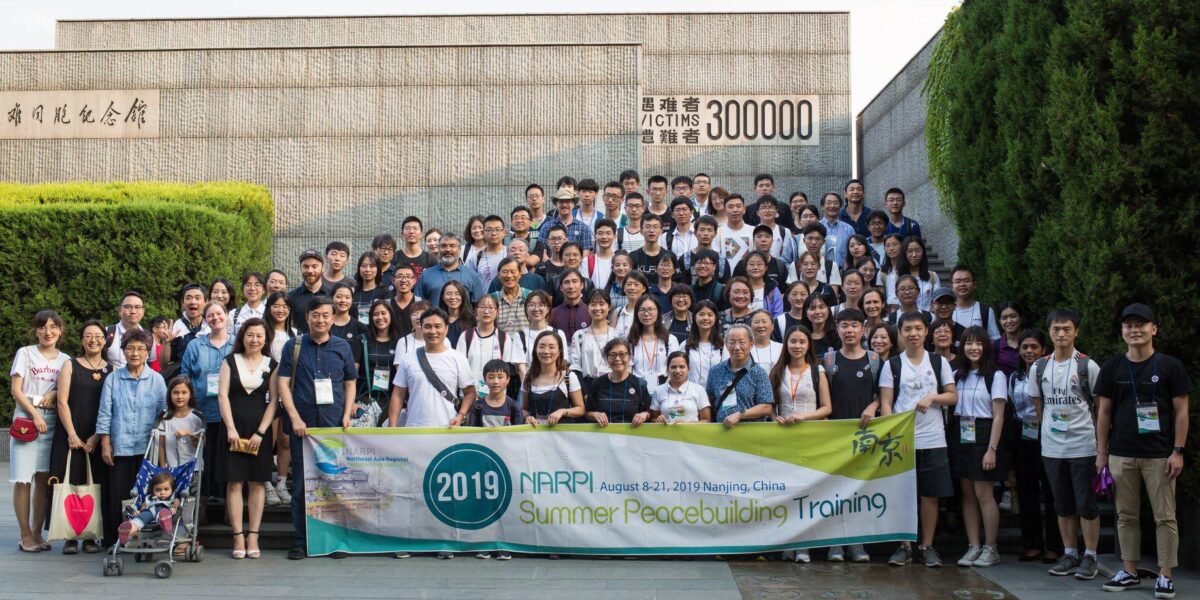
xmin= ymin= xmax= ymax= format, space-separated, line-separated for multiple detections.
xmin=703 ymin=324 xmax=776 ymax=428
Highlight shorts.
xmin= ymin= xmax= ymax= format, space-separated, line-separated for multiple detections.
xmin=916 ymin=448 xmax=954 ymax=498
xmin=1042 ymin=456 xmax=1099 ymax=520
xmin=949 ymin=417 xmax=1006 ymax=482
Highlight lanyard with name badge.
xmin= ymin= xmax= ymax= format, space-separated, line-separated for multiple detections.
xmin=1129 ymin=356 xmax=1160 ymax=434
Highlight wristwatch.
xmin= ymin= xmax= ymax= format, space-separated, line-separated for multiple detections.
xmin=1173 ymin=446 xmax=1186 ymax=455
xmin=987 ymin=445 xmax=998 ymax=451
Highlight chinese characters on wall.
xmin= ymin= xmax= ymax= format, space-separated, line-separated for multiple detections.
xmin=1 ymin=90 xmax=159 ymax=139
xmin=640 ymin=95 xmax=819 ymax=147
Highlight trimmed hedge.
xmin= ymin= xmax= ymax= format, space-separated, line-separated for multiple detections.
xmin=925 ymin=0 xmax=1199 ymax=495
xmin=0 ymin=182 xmax=273 ymax=423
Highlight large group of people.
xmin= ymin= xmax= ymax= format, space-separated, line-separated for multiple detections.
xmin=7 ymin=172 xmax=1190 ymax=598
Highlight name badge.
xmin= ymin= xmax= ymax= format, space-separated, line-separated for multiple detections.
xmin=206 ymin=373 xmax=219 ymax=397
xmin=372 ymin=369 xmax=389 ymax=392
xmin=1136 ymin=403 xmax=1161 ymax=434
xmin=960 ymin=417 xmax=976 ymax=443
xmin=1050 ymin=410 xmax=1070 ymax=433
xmin=1021 ymin=418 xmax=1039 ymax=440
xmin=315 ymin=378 xmax=335 ymax=405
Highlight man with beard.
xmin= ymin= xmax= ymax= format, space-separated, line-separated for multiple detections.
xmin=288 ymin=249 xmax=330 ymax=334
xmin=416 ymin=233 xmax=485 ymax=308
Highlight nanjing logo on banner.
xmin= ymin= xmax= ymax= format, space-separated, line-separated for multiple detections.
xmin=421 ymin=444 xmax=513 ymax=530
xmin=851 ymin=428 xmax=906 ymax=467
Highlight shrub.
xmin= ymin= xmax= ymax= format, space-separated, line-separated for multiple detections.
xmin=0 ymin=182 xmax=273 ymax=422
xmin=925 ymin=0 xmax=1200 ymax=495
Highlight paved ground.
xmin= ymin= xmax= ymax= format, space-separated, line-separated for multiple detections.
xmin=2 ymin=467 xmax=1194 ymax=599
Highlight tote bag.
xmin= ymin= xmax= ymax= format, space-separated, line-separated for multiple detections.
xmin=48 ymin=450 xmax=103 ymax=541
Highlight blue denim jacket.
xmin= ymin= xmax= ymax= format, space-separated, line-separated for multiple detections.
xmin=180 ymin=333 xmax=234 ymax=423
xmin=97 ymin=366 xmax=167 ymax=456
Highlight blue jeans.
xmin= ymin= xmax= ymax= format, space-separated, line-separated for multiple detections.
xmin=289 ymin=433 xmax=305 ymax=549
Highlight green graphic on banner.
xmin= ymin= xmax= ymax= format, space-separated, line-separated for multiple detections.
xmin=421 ymin=443 xmax=512 ymax=530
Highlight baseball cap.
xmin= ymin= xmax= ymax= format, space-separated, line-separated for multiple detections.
xmin=1119 ymin=303 xmax=1154 ymax=323
xmin=931 ymin=286 xmax=954 ymax=302
xmin=298 ymin=249 xmax=325 ymax=263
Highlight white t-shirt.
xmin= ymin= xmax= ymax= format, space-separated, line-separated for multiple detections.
xmin=952 ymin=301 xmax=1000 ymax=340
xmin=954 ymin=370 xmax=1007 ymax=418
xmin=269 ymin=328 xmax=297 ymax=363
xmin=230 ymin=303 xmax=265 ymax=335
xmin=687 ymin=342 xmax=726 ymax=388
xmin=651 ymin=380 xmax=710 ymax=423
xmin=571 ymin=327 xmax=617 ymax=379
xmin=776 ymin=364 xmax=822 ymax=419
xmin=10 ymin=346 xmax=70 ymax=412
xmin=474 ymin=249 xmax=508 ymax=290
xmin=588 ymin=254 xmax=613 ymax=289
xmin=158 ymin=412 xmax=204 ymax=467
xmin=617 ymin=228 xmax=645 ymax=253
xmin=455 ymin=328 xmax=526 ymax=390
xmin=630 ymin=335 xmax=682 ymax=390
xmin=392 ymin=334 xmax=419 ymax=364
xmin=749 ymin=341 xmax=783 ymax=370
xmin=393 ymin=347 xmax=475 ymax=427
xmin=718 ymin=223 xmax=753 ymax=273
xmin=879 ymin=351 xmax=955 ymax=449
xmin=611 ymin=306 xmax=636 ymax=340
xmin=1027 ymin=352 xmax=1101 ymax=459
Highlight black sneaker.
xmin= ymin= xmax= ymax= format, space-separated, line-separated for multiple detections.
xmin=287 ymin=545 xmax=307 ymax=560
xmin=1048 ymin=554 xmax=1080 ymax=576
xmin=1102 ymin=570 xmax=1141 ymax=591
xmin=1074 ymin=554 xmax=1098 ymax=580
xmin=61 ymin=540 xmax=78 ymax=555
xmin=330 ymin=551 xmax=348 ymax=559
xmin=1154 ymin=575 xmax=1175 ymax=599
xmin=437 ymin=552 xmax=453 ymax=559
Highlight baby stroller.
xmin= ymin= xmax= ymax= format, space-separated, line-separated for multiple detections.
xmin=103 ymin=418 xmax=206 ymax=579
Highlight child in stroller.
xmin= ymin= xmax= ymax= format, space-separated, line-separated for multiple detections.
xmin=117 ymin=472 xmax=176 ymax=544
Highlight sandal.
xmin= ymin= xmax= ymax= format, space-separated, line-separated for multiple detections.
xmin=246 ymin=531 xmax=260 ymax=559
xmin=231 ymin=531 xmax=246 ymax=559
xmin=173 ymin=543 xmax=189 ymax=557
xmin=1020 ymin=550 xmax=1043 ymax=562
xmin=17 ymin=540 xmax=40 ymax=553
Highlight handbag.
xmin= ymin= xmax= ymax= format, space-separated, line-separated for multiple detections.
xmin=229 ymin=438 xmax=260 ymax=455
xmin=48 ymin=450 xmax=103 ymax=541
xmin=9 ymin=416 xmax=37 ymax=442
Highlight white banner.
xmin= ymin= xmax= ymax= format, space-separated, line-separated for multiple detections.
xmin=302 ymin=414 xmax=915 ymax=556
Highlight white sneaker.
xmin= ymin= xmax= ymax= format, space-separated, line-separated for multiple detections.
xmin=827 ymin=546 xmax=844 ymax=562
xmin=794 ymin=549 xmax=810 ymax=563
xmin=957 ymin=545 xmax=982 ymax=567
xmin=972 ymin=545 xmax=1000 ymax=567
xmin=275 ymin=479 xmax=292 ymax=504
xmin=998 ymin=490 xmax=1013 ymax=512
xmin=264 ymin=483 xmax=281 ymax=506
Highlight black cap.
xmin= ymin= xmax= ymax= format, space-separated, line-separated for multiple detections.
xmin=298 ymin=249 xmax=325 ymax=264
xmin=1119 ymin=303 xmax=1154 ymax=323
xmin=931 ymin=286 xmax=954 ymax=302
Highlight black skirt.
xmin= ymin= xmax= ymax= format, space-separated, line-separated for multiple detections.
xmin=949 ymin=416 xmax=1007 ymax=482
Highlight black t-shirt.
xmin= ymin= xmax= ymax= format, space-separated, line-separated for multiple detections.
xmin=587 ymin=374 xmax=651 ymax=424
xmin=669 ymin=317 xmax=690 ymax=343
xmin=1095 ymin=352 xmax=1194 ymax=459
xmin=630 ymin=247 xmax=680 ymax=286
xmin=330 ymin=319 xmax=366 ymax=367
xmin=829 ymin=352 xmax=876 ymax=420
xmin=393 ymin=251 xmax=436 ymax=281
xmin=358 ymin=336 xmax=396 ymax=402
xmin=811 ymin=333 xmax=842 ymax=358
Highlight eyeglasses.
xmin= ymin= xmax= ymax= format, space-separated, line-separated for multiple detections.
xmin=606 ymin=352 xmax=630 ymax=359
xmin=637 ymin=307 xmax=658 ymax=314
xmin=124 ymin=346 xmax=148 ymax=355
xmin=603 ymin=193 xmax=623 ymax=200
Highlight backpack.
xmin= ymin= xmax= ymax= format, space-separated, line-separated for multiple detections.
xmin=887 ymin=352 xmax=948 ymax=395
xmin=462 ymin=328 xmax=523 ymax=401
xmin=1032 ymin=352 xmax=1093 ymax=405
xmin=978 ymin=302 xmax=992 ymax=333
xmin=823 ymin=349 xmax=882 ymax=390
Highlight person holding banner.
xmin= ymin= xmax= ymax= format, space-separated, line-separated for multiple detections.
xmin=276 ymin=296 xmax=358 ymax=561
xmin=522 ymin=331 xmax=585 ymax=427
xmin=651 ymin=352 xmax=711 ymax=424
xmin=706 ymin=325 xmax=775 ymax=428
xmin=391 ymin=308 xmax=477 ymax=429
xmin=586 ymin=338 xmax=651 ymax=427
xmin=879 ymin=312 xmax=957 ymax=568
